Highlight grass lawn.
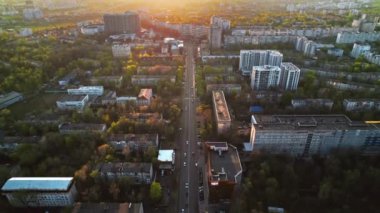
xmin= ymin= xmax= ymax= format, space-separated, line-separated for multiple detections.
xmin=8 ymin=93 xmax=62 ymax=120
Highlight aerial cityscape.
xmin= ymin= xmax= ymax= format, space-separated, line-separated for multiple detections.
xmin=0 ymin=0 xmax=379 ymax=213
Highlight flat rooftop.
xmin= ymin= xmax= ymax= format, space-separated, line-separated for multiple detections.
xmin=206 ymin=142 xmax=242 ymax=183
xmin=212 ymin=91 xmax=231 ymax=122
xmin=158 ymin=150 xmax=175 ymax=162
xmin=1 ymin=177 xmax=73 ymax=192
xmin=0 ymin=91 xmax=22 ymax=103
xmin=252 ymin=114 xmax=380 ymax=131
xmin=281 ymin=62 xmax=300 ymax=71
xmin=58 ymin=95 xmax=87 ymax=102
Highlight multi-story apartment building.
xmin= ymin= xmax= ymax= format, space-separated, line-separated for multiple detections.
xmin=111 ymin=43 xmax=131 ymax=58
xmin=245 ymin=114 xmax=380 ymax=156
xmin=239 ymin=50 xmax=283 ymax=76
xmin=103 ymin=11 xmax=140 ymax=34
xmin=56 ymin=95 xmax=89 ymax=111
xmin=291 ymin=99 xmax=334 ymax=110
xmin=351 ymin=43 xmax=371 ymax=58
xmin=212 ymin=91 xmax=231 ymax=134
xmin=131 ymin=75 xmax=176 ymax=86
xmin=97 ymin=162 xmax=153 ymax=184
xmin=295 ymin=36 xmax=316 ymax=57
xmin=205 ymin=142 xmax=242 ymax=204
xmin=58 ymin=123 xmax=107 ymax=134
xmin=108 ymin=134 xmax=159 ymax=153
xmin=209 ymin=25 xmax=223 ymax=49
xmin=250 ymin=65 xmax=282 ymax=90
xmin=280 ymin=62 xmax=300 ymax=91
xmin=343 ymin=99 xmax=380 ymax=111
xmin=67 ymin=86 xmax=104 ymax=96
xmin=336 ymin=31 xmax=380 ymax=44
xmin=1 ymin=177 xmax=77 ymax=207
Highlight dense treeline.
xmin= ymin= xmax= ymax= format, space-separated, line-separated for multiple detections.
xmin=232 ymin=150 xmax=380 ymax=213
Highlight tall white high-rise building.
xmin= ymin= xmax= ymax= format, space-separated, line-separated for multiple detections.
xmin=250 ymin=65 xmax=281 ymax=90
xmin=239 ymin=50 xmax=283 ymax=76
xmin=280 ymin=62 xmax=301 ymax=91
xmin=209 ymin=25 xmax=223 ymax=49
xmin=210 ymin=16 xmax=231 ymax=31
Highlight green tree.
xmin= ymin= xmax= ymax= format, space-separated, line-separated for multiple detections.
xmin=150 ymin=181 xmax=162 ymax=202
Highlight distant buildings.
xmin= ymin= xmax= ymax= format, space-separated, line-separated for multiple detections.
xmin=280 ymin=62 xmax=301 ymax=91
xmin=23 ymin=8 xmax=43 ymax=20
xmin=336 ymin=31 xmax=380 ymax=44
xmin=19 ymin=28 xmax=32 ymax=37
xmin=58 ymin=123 xmax=106 ymax=134
xmin=212 ymin=91 xmax=231 ymax=134
xmin=291 ymin=99 xmax=334 ymax=110
xmin=0 ymin=91 xmax=23 ymax=110
xmin=108 ymin=134 xmax=159 ymax=153
xmin=80 ymin=24 xmax=104 ymax=36
xmin=1 ymin=177 xmax=77 ymax=207
xmin=67 ymin=86 xmax=104 ymax=96
xmin=112 ymin=43 xmax=131 ymax=58
xmin=205 ymin=142 xmax=242 ymax=204
xmin=131 ymin=75 xmax=176 ymax=86
xmin=209 ymin=25 xmax=223 ymax=49
xmin=137 ymin=88 xmax=153 ymax=106
xmin=351 ymin=43 xmax=371 ymax=58
xmin=210 ymin=16 xmax=231 ymax=31
xmin=239 ymin=50 xmax=283 ymax=76
xmin=104 ymin=12 xmax=141 ymax=34
xmin=56 ymin=95 xmax=89 ymax=111
xmin=96 ymin=162 xmax=153 ymax=184
xmin=250 ymin=65 xmax=281 ymax=90
xmin=343 ymin=99 xmax=380 ymax=111
xmin=295 ymin=36 xmax=316 ymax=57
xmin=327 ymin=48 xmax=344 ymax=57
xmin=246 ymin=114 xmax=380 ymax=156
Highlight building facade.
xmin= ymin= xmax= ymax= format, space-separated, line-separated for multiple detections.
xmin=67 ymin=86 xmax=104 ymax=96
xmin=246 ymin=114 xmax=380 ymax=156
xmin=239 ymin=50 xmax=283 ymax=76
xmin=343 ymin=99 xmax=380 ymax=111
xmin=56 ymin=95 xmax=89 ymax=111
xmin=280 ymin=62 xmax=300 ymax=91
xmin=104 ymin=12 xmax=140 ymax=34
xmin=351 ymin=43 xmax=371 ymax=58
xmin=250 ymin=65 xmax=281 ymax=90
xmin=1 ymin=177 xmax=77 ymax=207
xmin=210 ymin=16 xmax=231 ymax=31
xmin=97 ymin=162 xmax=153 ymax=184
xmin=112 ymin=43 xmax=131 ymax=58
xmin=58 ymin=123 xmax=106 ymax=134
xmin=209 ymin=25 xmax=223 ymax=49
xmin=131 ymin=75 xmax=176 ymax=86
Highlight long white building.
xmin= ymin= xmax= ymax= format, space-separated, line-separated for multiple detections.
xmin=67 ymin=86 xmax=104 ymax=96
xmin=245 ymin=114 xmax=380 ymax=156
xmin=336 ymin=31 xmax=380 ymax=44
xmin=1 ymin=177 xmax=77 ymax=207
xmin=112 ymin=43 xmax=131 ymax=58
xmin=351 ymin=43 xmax=371 ymax=58
xmin=56 ymin=95 xmax=89 ymax=111
xmin=239 ymin=50 xmax=283 ymax=76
